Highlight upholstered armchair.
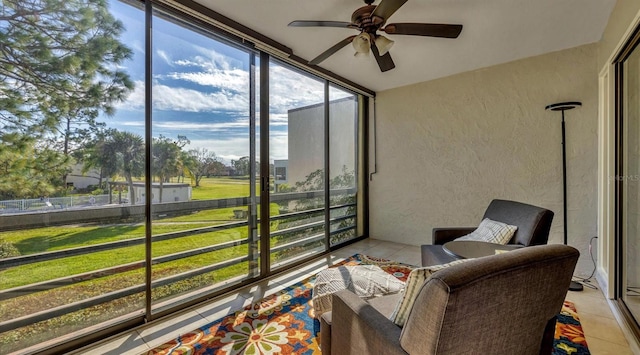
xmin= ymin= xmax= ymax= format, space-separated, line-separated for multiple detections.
xmin=320 ymin=244 xmax=579 ymax=355
xmin=422 ymin=199 xmax=554 ymax=266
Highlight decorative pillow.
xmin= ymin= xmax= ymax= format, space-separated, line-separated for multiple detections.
xmin=390 ymin=258 xmax=471 ymax=327
xmin=456 ymin=218 xmax=517 ymax=245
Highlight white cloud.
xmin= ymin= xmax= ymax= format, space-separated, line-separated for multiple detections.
xmin=157 ymin=50 xmax=173 ymax=66
xmin=171 ymin=47 xmax=241 ymax=74
xmin=153 ymin=120 xmax=249 ymax=132
xmin=115 ymin=63 xmax=355 ymax=117
xmin=187 ymin=132 xmax=289 ymax=163
xmin=129 ymin=40 xmax=144 ymax=55
xmin=116 ymin=80 xmax=248 ymax=113
xmin=119 ymin=121 xmax=144 ymax=127
xmin=166 ymin=69 xmax=248 ymax=94
xmin=269 ymin=113 xmax=289 ymax=126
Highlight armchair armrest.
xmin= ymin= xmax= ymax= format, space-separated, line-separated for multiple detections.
xmin=432 ymin=227 xmax=475 ymax=244
xmin=331 ymin=289 xmax=407 ymax=355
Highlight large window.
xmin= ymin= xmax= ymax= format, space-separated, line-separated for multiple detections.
xmin=149 ymin=6 xmax=258 ymax=314
xmin=0 ymin=1 xmax=147 ymax=352
xmin=0 ymin=0 xmax=364 ymax=352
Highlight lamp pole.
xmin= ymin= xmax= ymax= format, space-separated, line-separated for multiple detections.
xmin=546 ymin=101 xmax=583 ymax=292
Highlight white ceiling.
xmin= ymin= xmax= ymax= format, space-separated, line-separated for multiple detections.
xmin=194 ymin=0 xmax=616 ymax=92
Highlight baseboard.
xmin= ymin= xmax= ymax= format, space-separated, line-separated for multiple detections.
xmin=596 ymin=268 xmax=640 ymax=353
xmin=605 ymin=299 xmax=640 ymax=354
xmin=595 ymin=267 xmax=609 ymax=298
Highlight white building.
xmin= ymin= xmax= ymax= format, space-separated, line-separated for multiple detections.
xmin=287 ymin=96 xmax=357 ymax=188
xmin=274 ymin=159 xmax=288 ymax=191
xmin=66 ymin=165 xmax=101 ymax=189
xmin=110 ymin=182 xmax=192 ymax=204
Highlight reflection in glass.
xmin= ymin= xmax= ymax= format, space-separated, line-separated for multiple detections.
xmin=329 ymin=85 xmax=359 ymax=246
xmin=150 ymin=7 xmax=255 ymax=312
xmin=623 ymin=46 xmax=640 ymax=321
xmin=269 ymin=60 xmax=326 ymax=268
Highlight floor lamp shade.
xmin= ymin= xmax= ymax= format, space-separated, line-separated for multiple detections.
xmin=546 ymin=101 xmax=583 ymax=291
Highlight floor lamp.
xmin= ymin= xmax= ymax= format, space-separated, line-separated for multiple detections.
xmin=545 ymin=101 xmax=584 ymax=292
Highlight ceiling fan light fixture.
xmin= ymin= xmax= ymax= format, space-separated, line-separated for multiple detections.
xmin=352 ymin=32 xmax=371 ymax=55
xmin=375 ymin=35 xmax=394 ymax=55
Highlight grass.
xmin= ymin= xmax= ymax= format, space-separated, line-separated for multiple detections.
xmin=0 ymin=176 xmax=353 ymax=350
xmin=190 ymin=177 xmax=258 ymax=199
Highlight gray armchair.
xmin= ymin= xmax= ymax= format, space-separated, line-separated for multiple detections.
xmin=422 ymin=199 xmax=554 ymax=266
xmin=320 ymin=244 xmax=579 ymax=355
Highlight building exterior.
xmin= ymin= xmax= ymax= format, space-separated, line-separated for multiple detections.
xmin=66 ymin=165 xmax=101 ymax=190
xmin=109 ymin=182 xmax=192 ymax=204
xmin=274 ymin=159 xmax=288 ymax=191
xmin=287 ymin=96 xmax=357 ymax=188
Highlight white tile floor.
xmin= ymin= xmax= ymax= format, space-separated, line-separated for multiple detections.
xmin=73 ymin=239 xmax=635 ymax=355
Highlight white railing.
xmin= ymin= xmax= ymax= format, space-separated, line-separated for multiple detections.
xmin=0 ymin=194 xmax=112 ymax=214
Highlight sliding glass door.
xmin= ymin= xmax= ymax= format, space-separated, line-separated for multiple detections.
xmin=268 ymin=60 xmax=327 ymax=269
xmin=149 ymin=6 xmax=258 ymax=313
xmin=329 ymin=85 xmax=359 ymax=247
xmin=616 ymin=23 xmax=640 ymax=336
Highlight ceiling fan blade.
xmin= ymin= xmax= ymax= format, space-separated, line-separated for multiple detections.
xmin=371 ymin=41 xmax=395 ymax=72
xmin=384 ymin=23 xmax=463 ymax=38
xmin=371 ymin=0 xmax=408 ymax=22
xmin=309 ymin=35 xmax=357 ymax=66
xmin=288 ymin=20 xmax=355 ymax=28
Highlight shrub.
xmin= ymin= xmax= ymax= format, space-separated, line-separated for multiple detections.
xmin=0 ymin=239 xmax=20 ymax=258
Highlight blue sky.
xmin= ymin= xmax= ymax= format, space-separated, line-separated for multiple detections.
xmin=103 ymin=1 xmax=352 ymax=164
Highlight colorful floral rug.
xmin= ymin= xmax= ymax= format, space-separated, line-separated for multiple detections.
xmin=146 ymin=254 xmax=589 ymax=355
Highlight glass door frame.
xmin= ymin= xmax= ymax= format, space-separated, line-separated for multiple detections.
xmin=614 ymin=21 xmax=640 ymax=340
xmin=259 ymin=57 xmax=366 ymax=276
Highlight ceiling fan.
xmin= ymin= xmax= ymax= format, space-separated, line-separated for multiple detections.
xmin=288 ymin=0 xmax=463 ymax=72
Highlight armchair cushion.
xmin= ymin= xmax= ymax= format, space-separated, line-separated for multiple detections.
xmin=432 ymin=227 xmax=476 ymax=245
xmin=457 ymin=218 xmax=518 ymax=245
xmin=390 ymin=258 xmax=471 ymax=327
xmin=330 ymin=289 xmax=407 ymax=355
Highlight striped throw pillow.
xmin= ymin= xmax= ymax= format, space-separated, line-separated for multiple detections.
xmin=456 ymin=218 xmax=517 ymax=245
xmin=390 ymin=258 xmax=471 ymax=327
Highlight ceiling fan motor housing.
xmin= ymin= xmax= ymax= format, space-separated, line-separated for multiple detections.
xmin=351 ymin=5 xmax=385 ymax=33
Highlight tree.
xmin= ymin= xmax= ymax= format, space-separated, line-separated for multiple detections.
xmin=185 ymin=148 xmax=222 ymax=187
xmin=231 ymin=156 xmax=250 ymax=176
xmin=0 ymin=139 xmax=68 ymax=199
xmin=107 ymin=130 xmax=144 ymax=204
xmin=152 ymin=135 xmax=185 ymax=202
xmin=0 ymin=0 xmax=133 ymax=190
xmin=78 ymin=128 xmax=120 ymax=190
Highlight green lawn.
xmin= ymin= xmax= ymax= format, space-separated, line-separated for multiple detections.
xmin=0 ymin=176 xmax=326 ymax=350
xmin=191 ymin=176 xmax=258 ymax=199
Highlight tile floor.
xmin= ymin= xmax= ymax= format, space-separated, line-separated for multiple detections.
xmin=73 ymin=239 xmax=635 ymax=355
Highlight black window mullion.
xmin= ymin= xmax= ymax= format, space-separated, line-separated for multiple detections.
xmin=324 ymin=81 xmax=330 ymax=249
xmin=259 ymin=53 xmax=270 ymax=276
xmin=248 ymin=52 xmax=259 ymax=278
xmin=144 ymin=0 xmax=153 ymax=322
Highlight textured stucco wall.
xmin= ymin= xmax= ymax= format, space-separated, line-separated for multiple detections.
xmin=369 ymin=43 xmax=598 ymax=277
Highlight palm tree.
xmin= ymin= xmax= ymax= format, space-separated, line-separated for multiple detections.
xmin=152 ymin=135 xmax=182 ymax=203
xmin=108 ymin=131 xmax=144 ymax=204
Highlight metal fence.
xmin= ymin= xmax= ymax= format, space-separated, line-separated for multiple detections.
xmin=0 ymin=194 xmax=112 ymax=214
